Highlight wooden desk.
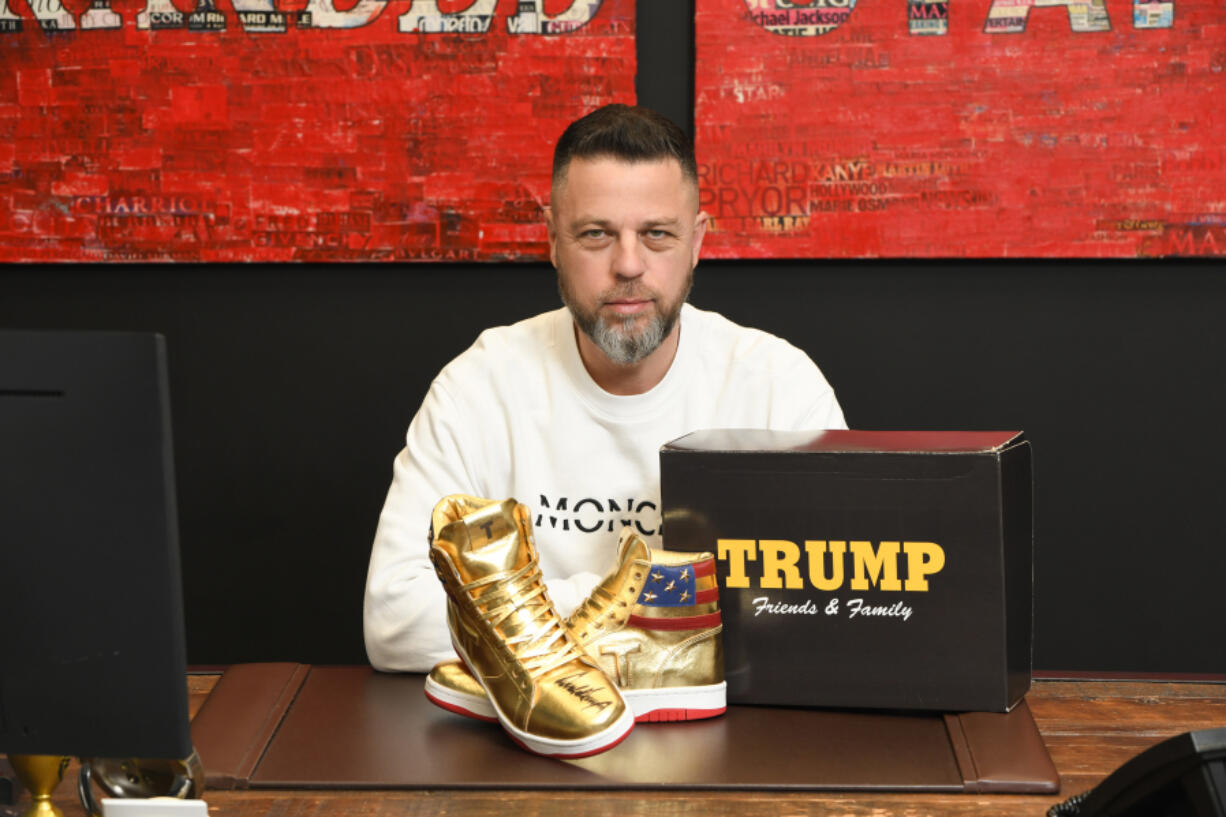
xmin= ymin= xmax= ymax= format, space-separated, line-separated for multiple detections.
xmin=42 ymin=676 xmax=1226 ymax=817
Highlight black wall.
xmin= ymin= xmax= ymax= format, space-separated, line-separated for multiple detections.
xmin=3 ymin=260 xmax=1225 ymax=673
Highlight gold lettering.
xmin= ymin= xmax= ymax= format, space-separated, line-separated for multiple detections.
xmin=717 ymin=538 xmax=756 ymax=588
xmin=759 ymin=539 xmax=803 ymax=589
xmin=903 ymin=541 xmax=945 ymax=591
xmin=598 ymin=642 xmax=641 ymax=686
xmin=803 ymin=540 xmax=846 ymax=591
xmin=849 ymin=540 xmax=902 ymax=591
xmin=717 ymin=538 xmax=944 ymax=591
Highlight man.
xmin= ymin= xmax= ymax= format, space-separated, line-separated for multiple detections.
xmin=364 ymin=104 xmax=846 ymax=673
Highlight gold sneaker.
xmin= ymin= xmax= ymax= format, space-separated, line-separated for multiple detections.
xmin=427 ymin=495 xmax=634 ymax=757
xmin=426 ymin=526 xmax=726 ymax=723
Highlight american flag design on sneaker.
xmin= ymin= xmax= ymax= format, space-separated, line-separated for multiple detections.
xmin=629 ymin=558 xmax=722 ymax=631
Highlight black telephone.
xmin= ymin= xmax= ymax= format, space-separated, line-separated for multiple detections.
xmin=1048 ymin=727 xmax=1226 ymax=817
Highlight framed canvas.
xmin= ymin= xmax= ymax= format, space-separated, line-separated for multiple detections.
xmin=0 ymin=0 xmax=635 ymax=262
xmin=695 ymin=0 xmax=1225 ymax=257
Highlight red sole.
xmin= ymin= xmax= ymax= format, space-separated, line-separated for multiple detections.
xmin=635 ymin=706 xmax=727 ymax=723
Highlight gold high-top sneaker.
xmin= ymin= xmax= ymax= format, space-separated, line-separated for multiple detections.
xmin=427 ymin=495 xmax=635 ymax=757
xmin=426 ymin=526 xmax=726 ymax=724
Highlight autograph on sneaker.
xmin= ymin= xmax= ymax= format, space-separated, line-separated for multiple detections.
xmin=555 ymin=672 xmax=612 ymax=711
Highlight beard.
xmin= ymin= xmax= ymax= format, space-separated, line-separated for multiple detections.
xmin=558 ymin=270 xmax=693 ymax=366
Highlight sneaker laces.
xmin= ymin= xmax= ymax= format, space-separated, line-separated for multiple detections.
xmin=568 ymin=565 xmax=645 ymax=635
xmin=462 ymin=560 xmax=582 ymax=680
xmin=569 ymin=585 xmax=618 ymax=633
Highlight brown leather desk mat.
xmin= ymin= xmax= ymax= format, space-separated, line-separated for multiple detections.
xmin=192 ymin=663 xmax=1058 ymax=793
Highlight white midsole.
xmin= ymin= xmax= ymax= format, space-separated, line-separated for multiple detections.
xmin=424 ymin=672 xmax=496 ymax=720
xmin=503 ymin=702 xmax=635 ymax=757
xmin=449 ymin=640 xmax=635 ymax=757
xmin=427 ymin=675 xmax=726 ymax=721
xmin=624 ymin=682 xmax=727 ymax=714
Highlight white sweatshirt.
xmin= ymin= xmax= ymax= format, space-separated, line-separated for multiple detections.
xmin=363 ymin=304 xmax=847 ymax=672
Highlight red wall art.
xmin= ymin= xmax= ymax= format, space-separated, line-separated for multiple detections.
xmin=0 ymin=0 xmax=634 ymax=262
xmin=695 ymin=0 xmax=1226 ymax=257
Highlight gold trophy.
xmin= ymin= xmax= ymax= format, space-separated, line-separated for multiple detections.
xmin=6 ymin=755 xmax=70 ymax=817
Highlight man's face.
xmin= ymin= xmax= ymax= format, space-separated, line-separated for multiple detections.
xmin=547 ymin=156 xmax=708 ymax=366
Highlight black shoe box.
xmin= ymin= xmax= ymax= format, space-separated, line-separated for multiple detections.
xmin=660 ymin=429 xmax=1032 ymax=713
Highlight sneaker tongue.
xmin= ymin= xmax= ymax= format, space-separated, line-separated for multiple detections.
xmin=584 ymin=528 xmax=650 ymax=600
xmin=562 ymin=528 xmax=652 ymax=634
xmin=448 ymin=499 xmax=531 ymax=581
xmin=615 ymin=527 xmax=651 ymax=565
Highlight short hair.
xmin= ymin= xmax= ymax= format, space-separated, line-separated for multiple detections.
xmin=552 ymin=104 xmax=697 ymax=189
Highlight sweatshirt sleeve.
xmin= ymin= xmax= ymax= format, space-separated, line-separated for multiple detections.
xmin=802 ymin=377 xmax=848 ymax=431
xmin=778 ymin=344 xmax=849 ymax=432
xmin=363 ymin=381 xmax=477 ymax=673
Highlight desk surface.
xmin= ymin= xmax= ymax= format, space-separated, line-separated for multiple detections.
xmin=44 ymin=675 xmax=1226 ymax=817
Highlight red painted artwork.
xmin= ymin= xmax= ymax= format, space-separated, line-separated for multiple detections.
xmin=696 ymin=0 xmax=1226 ymax=257
xmin=0 ymin=1 xmax=634 ymax=262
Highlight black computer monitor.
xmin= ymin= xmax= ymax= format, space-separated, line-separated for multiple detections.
xmin=0 ymin=330 xmax=192 ymax=760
